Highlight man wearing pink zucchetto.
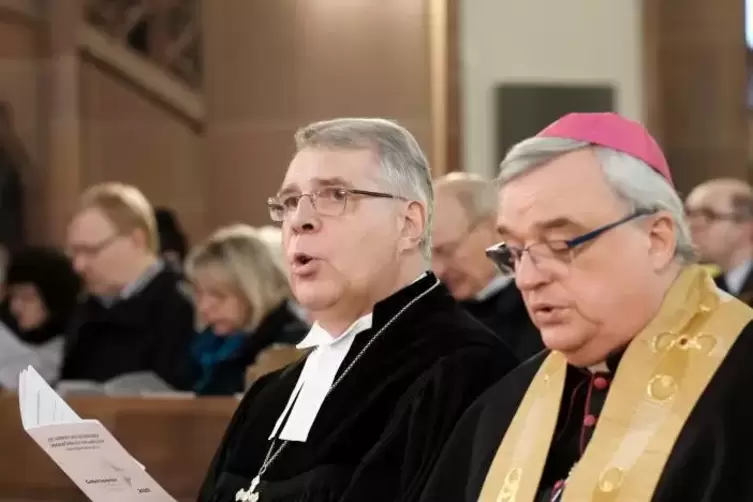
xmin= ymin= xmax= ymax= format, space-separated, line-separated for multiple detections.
xmin=418 ymin=112 xmax=753 ymax=502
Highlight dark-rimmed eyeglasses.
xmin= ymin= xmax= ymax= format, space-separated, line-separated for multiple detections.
xmin=267 ymin=187 xmax=406 ymax=222
xmin=485 ymin=208 xmax=657 ymax=276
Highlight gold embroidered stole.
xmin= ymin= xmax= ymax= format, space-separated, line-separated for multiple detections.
xmin=478 ymin=265 xmax=753 ymax=502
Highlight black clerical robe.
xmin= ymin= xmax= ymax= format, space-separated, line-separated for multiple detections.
xmin=197 ymin=273 xmax=518 ymax=502
xmin=419 ymin=319 xmax=753 ymax=502
xmin=460 ymin=282 xmax=543 ymax=362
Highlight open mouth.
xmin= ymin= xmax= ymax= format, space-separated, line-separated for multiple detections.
xmin=293 ymin=253 xmax=314 ymax=266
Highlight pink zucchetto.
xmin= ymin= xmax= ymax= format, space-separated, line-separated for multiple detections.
xmin=536 ymin=112 xmax=672 ymax=186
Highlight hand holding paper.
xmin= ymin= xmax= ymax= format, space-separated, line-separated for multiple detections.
xmin=18 ymin=366 xmax=177 ymax=502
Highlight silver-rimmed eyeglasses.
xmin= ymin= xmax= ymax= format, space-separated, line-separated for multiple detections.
xmin=267 ymin=186 xmax=406 ymax=222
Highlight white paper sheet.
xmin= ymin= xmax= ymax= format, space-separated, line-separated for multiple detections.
xmin=18 ymin=366 xmax=176 ymax=502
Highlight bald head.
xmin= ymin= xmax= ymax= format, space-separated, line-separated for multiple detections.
xmin=431 ymin=173 xmax=501 ymax=300
xmin=689 ymin=178 xmax=753 ymax=215
xmin=685 ymin=177 xmax=753 ymax=270
xmin=433 ymin=172 xmax=497 ymax=222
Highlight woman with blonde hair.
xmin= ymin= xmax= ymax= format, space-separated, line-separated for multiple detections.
xmin=186 ymin=224 xmax=307 ymax=395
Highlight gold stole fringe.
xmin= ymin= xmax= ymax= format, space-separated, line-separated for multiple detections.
xmin=478 ymin=265 xmax=753 ymax=502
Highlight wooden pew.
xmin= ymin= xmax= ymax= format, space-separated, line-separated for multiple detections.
xmin=0 ymin=395 xmax=238 ymax=501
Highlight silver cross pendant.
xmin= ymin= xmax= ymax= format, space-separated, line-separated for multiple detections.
xmin=235 ymin=475 xmax=260 ymax=502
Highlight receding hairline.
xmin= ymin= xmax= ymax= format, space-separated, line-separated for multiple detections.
xmin=689 ymin=178 xmax=753 ymax=201
xmin=435 ymin=172 xmax=497 ymax=220
xmin=75 ymin=182 xmax=158 ymax=252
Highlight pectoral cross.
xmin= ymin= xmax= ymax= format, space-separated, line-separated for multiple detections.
xmin=235 ymin=475 xmax=260 ymax=502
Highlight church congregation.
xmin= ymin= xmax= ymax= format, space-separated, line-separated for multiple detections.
xmin=2 ymin=1 xmax=752 ymax=501
xmin=2 ymin=112 xmax=753 ymax=502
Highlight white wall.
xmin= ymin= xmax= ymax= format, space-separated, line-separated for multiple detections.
xmin=461 ymin=0 xmax=644 ymax=178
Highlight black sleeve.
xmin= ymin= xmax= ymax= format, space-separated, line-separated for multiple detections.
xmin=415 ymin=395 xmax=492 ymax=502
xmin=148 ymin=291 xmax=199 ymax=390
xmin=196 ymin=375 xmax=275 ymax=502
xmin=339 ymin=344 xmax=517 ymax=502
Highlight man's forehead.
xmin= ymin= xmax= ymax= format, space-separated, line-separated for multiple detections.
xmin=69 ymin=208 xmax=114 ymax=236
xmin=497 ymin=151 xmax=622 ymax=229
xmin=279 ymin=148 xmax=378 ymax=194
xmin=496 ymin=207 xmax=590 ymax=239
xmin=432 ymin=193 xmax=468 ymax=235
xmin=687 ymin=183 xmax=751 ymax=208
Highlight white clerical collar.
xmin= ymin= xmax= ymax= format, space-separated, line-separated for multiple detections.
xmin=587 ymin=361 xmax=610 ymax=374
xmin=475 ymin=275 xmax=513 ymax=301
xmin=724 ymin=259 xmax=753 ymax=296
xmin=269 ymin=313 xmax=372 ymax=442
xmin=269 ymin=271 xmax=429 ymax=443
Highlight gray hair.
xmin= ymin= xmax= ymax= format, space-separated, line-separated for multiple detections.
xmin=434 ymin=172 xmax=497 ymax=222
xmin=498 ymin=137 xmax=696 ymax=263
xmin=295 ymin=118 xmax=434 ymax=259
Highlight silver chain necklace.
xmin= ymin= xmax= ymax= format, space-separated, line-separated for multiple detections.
xmin=235 ymin=279 xmax=441 ymax=502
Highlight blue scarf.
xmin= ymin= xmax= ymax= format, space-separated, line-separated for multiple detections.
xmin=191 ymin=328 xmax=247 ymax=393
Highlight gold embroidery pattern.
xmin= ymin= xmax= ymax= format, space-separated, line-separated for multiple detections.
xmin=569 ymin=271 xmax=750 ymax=502
xmin=496 ymin=467 xmax=522 ymax=502
xmin=477 ymin=266 xmax=753 ymax=502
xmin=477 ymin=353 xmax=567 ymax=502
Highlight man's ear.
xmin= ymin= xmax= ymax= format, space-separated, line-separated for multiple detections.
xmin=130 ymin=227 xmax=151 ymax=252
xmin=399 ymin=200 xmax=427 ymax=253
xmin=647 ymin=211 xmax=677 ymax=270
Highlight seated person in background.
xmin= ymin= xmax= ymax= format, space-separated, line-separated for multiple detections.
xmin=186 ymin=223 xmax=308 ymax=396
xmin=0 ymin=247 xmax=80 ymax=386
xmin=198 ymin=118 xmax=517 ymax=502
xmin=155 ymin=206 xmax=188 ymax=274
xmin=432 ymin=172 xmax=542 ymax=361
xmin=685 ymin=178 xmax=753 ymax=302
xmin=60 ymin=182 xmax=196 ymax=390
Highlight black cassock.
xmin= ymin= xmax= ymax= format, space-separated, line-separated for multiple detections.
xmin=460 ymin=282 xmax=543 ymax=362
xmin=197 ymin=273 xmax=518 ymax=502
xmin=419 ymin=321 xmax=753 ymax=502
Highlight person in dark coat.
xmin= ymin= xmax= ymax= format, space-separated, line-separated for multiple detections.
xmin=197 ymin=118 xmax=517 ymax=502
xmin=185 ymin=223 xmax=307 ymax=396
xmin=0 ymin=246 xmax=81 ymax=385
xmin=60 ymin=182 xmax=196 ymax=390
xmin=419 ymin=113 xmax=753 ymax=502
xmin=432 ymin=172 xmax=543 ymax=361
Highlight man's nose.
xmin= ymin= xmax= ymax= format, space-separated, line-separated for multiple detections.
xmin=688 ymin=218 xmax=707 ymax=235
xmin=290 ymin=196 xmax=319 ymax=233
xmin=514 ymin=252 xmax=549 ymax=292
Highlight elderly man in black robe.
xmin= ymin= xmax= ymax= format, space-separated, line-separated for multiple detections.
xmin=197 ymin=117 xmax=517 ymax=502
xmin=419 ymin=112 xmax=753 ymax=502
